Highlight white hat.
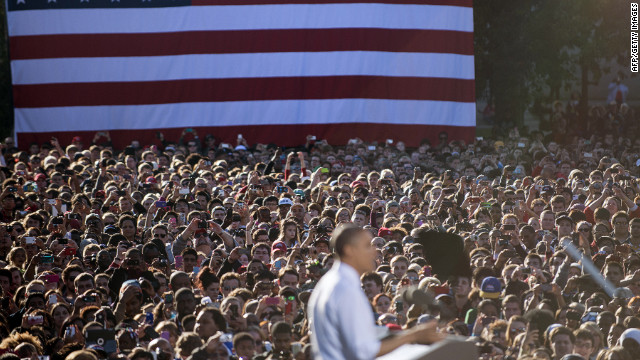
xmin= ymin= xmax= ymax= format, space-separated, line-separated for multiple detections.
xmin=620 ymin=328 xmax=640 ymax=346
xmin=278 ymin=198 xmax=293 ymax=206
xmin=613 ymin=287 xmax=634 ymax=299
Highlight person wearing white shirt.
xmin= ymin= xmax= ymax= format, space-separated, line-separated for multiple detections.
xmin=309 ymin=223 xmax=442 ymax=360
xmin=608 ymin=76 xmax=629 ymax=104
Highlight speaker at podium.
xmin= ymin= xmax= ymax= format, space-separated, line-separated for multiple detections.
xmin=376 ymin=338 xmax=478 ymax=360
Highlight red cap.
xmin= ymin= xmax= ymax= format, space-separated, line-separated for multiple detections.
xmin=68 ymin=218 xmax=81 ymax=230
xmin=350 ymin=180 xmax=366 ymax=188
xmin=72 ymin=136 xmax=82 ymax=143
xmin=378 ymin=227 xmax=392 ymax=237
xmin=34 ymin=173 xmax=46 ymax=181
xmin=145 ymin=176 xmax=157 ymax=184
xmin=272 ymin=240 xmax=287 ymax=253
xmin=386 ymin=324 xmax=402 ymax=332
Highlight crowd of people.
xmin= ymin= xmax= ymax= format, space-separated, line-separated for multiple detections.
xmin=2 ymin=115 xmax=640 ymax=360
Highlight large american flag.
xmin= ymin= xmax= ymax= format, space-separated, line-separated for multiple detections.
xmin=8 ymin=0 xmax=475 ymax=148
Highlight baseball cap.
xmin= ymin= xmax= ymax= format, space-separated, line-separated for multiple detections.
xmin=401 ymin=236 xmax=415 ymax=246
xmin=417 ymin=314 xmax=436 ymax=324
xmin=386 ymin=323 xmax=402 ymax=332
xmin=378 ymin=227 xmax=392 ymax=237
xmin=313 ymin=237 xmax=330 ymax=247
xmin=620 ymin=274 xmax=640 ymax=287
xmin=569 ymin=203 xmax=586 ymax=211
xmin=613 ymin=287 xmax=634 ymax=300
xmin=595 ymin=235 xmax=615 ymax=247
xmin=34 ymin=173 xmax=46 ymax=181
xmin=555 ymin=215 xmax=573 ymax=225
xmin=146 ymin=176 xmax=157 ymax=184
xmin=475 ymin=229 xmax=489 ymax=236
xmin=435 ymin=293 xmax=453 ymax=302
xmin=272 ymin=240 xmax=287 ymax=253
xmin=104 ymin=225 xmax=120 ymax=234
xmin=569 ymin=263 xmax=582 ymax=272
xmin=479 ymin=277 xmax=501 ymax=299
xmin=67 ymin=218 xmax=81 ymax=230
xmin=620 ymin=328 xmax=640 ymax=346
xmin=560 ymin=355 xmax=585 ymax=360
xmin=278 ymin=198 xmax=293 ymax=206
xmin=86 ymin=213 xmax=100 ymax=222
xmin=386 ymin=201 xmax=399 ymax=208
xmin=119 ymin=280 xmax=141 ymax=299
xmin=298 ymin=290 xmax=313 ymax=304
xmin=79 ymin=237 xmax=98 ymax=254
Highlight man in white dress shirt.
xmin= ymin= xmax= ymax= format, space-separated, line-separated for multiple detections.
xmin=309 ymin=223 xmax=442 ymax=360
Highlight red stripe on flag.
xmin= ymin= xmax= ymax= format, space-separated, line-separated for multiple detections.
xmin=190 ymin=0 xmax=473 ymax=7
xmin=13 ymin=76 xmax=475 ymax=108
xmin=17 ymin=123 xmax=476 ymax=149
xmin=9 ymin=29 xmax=473 ymax=60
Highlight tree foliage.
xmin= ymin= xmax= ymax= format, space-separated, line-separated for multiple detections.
xmin=474 ymin=0 xmax=630 ymax=128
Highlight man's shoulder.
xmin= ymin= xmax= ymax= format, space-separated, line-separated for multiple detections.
xmin=310 ymin=268 xmax=349 ymax=305
xmin=314 ymin=266 xmax=353 ymax=292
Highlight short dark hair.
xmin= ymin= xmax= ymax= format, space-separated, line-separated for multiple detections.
xmin=331 ymin=223 xmax=366 ymax=258
xmin=199 ymin=308 xmax=227 ymax=333
xmin=74 ymin=273 xmax=94 ymax=286
xmin=361 ymin=272 xmax=382 ymax=288
xmin=271 ymin=321 xmax=291 ymax=336
xmin=550 ymin=326 xmax=575 ymax=344
xmin=233 ymin=332 xmax=255 ymax=349
xmin=574 ymin=328 xmax=594 ymax=344
xmin=0 ymin=269 xmax=12 ymax=285
xmin=278 ymin=267 xmax=299 ymax=282
xmin=181 ymin=247 xmax=198 ymax=258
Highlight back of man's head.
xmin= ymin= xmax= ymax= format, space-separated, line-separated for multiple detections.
xmin=620 ymin=328 xmax=640 ymax=352
xmin=170 ymin=271 xmax=189 ymax=288
xmin=271 ymin=321 xmax=292 ymax=337
xmin=330 ymin=223 xmax=365 ymax=258
xmin=175 ymin=287 xmax=193 ymax=300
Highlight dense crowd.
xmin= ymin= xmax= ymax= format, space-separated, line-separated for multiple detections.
xmin=3 ymin=113 xmax=640 ymax=360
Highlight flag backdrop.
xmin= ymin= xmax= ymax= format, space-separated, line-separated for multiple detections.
xmin=7 ymin=0 xmax=475 ymax=148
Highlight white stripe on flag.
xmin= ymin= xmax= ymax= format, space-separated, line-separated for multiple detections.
xmin=15 ymin=99 xmax=476 ymax=132
xmin=11 ymin=52 xmax=475 ymax=85
xmin=7 ymin=4 xmax=473 ymax=36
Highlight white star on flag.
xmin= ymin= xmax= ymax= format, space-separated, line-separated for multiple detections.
xmin=16 ymin=0 xmax=25 ymax=4
xmin=48 ymin=0 xmax=56 ymax=3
